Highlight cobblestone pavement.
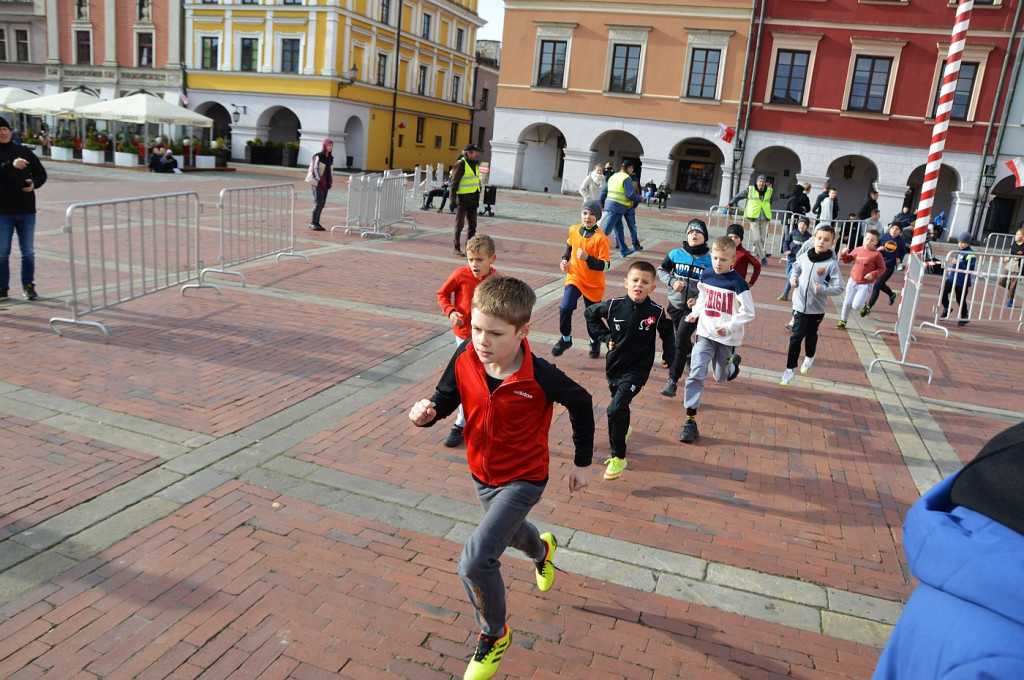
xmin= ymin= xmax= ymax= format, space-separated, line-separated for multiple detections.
xmin=0 ymin=160 xmax=1020 ymax=679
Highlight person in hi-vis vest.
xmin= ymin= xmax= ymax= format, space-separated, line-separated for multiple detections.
xmin=729 ymin=174 xmax=773 ymax=264
xmin=599 ymin=159 xmax=644 ymax=258
xmin=450 ymin=143 xmax=482 ymax=256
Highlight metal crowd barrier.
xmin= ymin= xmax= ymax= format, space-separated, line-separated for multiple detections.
xmin=870 ymin=254 xmax=934 ymax=383
xmin=984 ymin=232 xmax=1016 ymax=253
xmin=920 ymin=250 xmax=1024 ymax=334
xmin=49 ymin=192 xmax=207 ymax=342
xmin=342 ymin=170 xmax=417 ymax=240
xmin=334 ymin=173 xmax=375 ymax=234
xmin=195 ymin=183 xmax=309 ymax=286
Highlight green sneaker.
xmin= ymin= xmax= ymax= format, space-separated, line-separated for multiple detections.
xmin=836 ymin=320 xmax=847 ymax=329
xmin=535 ymin=533 xmax=557 ymax=591
xmin=603 ymin=456 xmax=627 ymax=480
xmin=464 ymin=624 xmax=512 ymax=680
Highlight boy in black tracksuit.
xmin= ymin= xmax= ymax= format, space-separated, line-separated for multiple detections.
xmin=586 ymin=260 xmax=674 ymax=481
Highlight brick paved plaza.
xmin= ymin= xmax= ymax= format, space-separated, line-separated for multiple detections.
xmin=0 ymin=161 xmax=1019 ymax=679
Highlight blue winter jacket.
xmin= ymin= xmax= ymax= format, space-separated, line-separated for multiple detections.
xmin=872 ymin=473 xmax=1024 ymax=679
xmin=945 ymin=246 xmax=976 ymax=288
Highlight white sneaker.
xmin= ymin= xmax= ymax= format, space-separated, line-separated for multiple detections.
xmin=780 ymin=368 xmax=794 ymax=386
xmin=801 ymin=356 xmax=814 ymax=374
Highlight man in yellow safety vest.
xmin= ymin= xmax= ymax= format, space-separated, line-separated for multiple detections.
xmin=729 ymin=174 xmax=773 ymax=264
xmin=600 ymin=159 xmax=644 ymax=258
xmin=450 ymin=143 xmax=482 ymax=256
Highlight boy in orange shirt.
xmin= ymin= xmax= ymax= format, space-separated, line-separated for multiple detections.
xmin=553 ymin=199 xmax=612 ymax=358
xmin=436 ymin=234 xmax=498 ymax=447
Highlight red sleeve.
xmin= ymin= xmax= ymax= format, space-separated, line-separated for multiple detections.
xmin=747 ymin=251 xmax=762 ymax=286
xmin=437 ymin=269 xmax=462 ymax=318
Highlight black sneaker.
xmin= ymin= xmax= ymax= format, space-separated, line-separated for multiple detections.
xmin=660 ymin=378 xmax=677 ymax=397
xmin=551 ymin=338 xmax=572 ymax=356
xmin=679 ymin=419 xmax=699 ymax=443
xmin=23 ymin=283 xmax=37 ymax=301
xmin=860 ymin=305 xmax=871 ymax=317
xmin=632 ymin=243 xmax=644 ymax=252
xmin=727 ymin=354 xmax=742 ymax=381
xmin=889 ymin=290 xmax=898 ymax=306
xmin=308 ymin=224 xmax=325 ymax=231
xmin=0 ymin=286 xmax=8 ymax=301
xmin=957 ymin=319 xmax=969 ymax=327
xmin=589 ymin=341 xmax=600 ymax=359
xmin=443 ymin=425 xmax=464 ymax=448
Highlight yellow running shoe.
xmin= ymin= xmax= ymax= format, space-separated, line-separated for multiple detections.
xmin=603 ymin=457 xmax=627 ymax=480
xmin=464 ymin=624 xmax=512 ymax=680
xmin=535 ymin=533 xmax=557 ymax=592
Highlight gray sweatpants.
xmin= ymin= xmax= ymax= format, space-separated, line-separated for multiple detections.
xmin=683 ymin=335 xmax=735 ymax=411
xmin=459 ymin=478 xmax=547 ymax=636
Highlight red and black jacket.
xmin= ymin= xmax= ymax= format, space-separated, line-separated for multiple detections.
xmin=427 ymin=338 xmax=594 ymax=486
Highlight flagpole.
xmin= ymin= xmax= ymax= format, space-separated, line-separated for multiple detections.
xmin=910 ymin=0 xmax=973 ymax=256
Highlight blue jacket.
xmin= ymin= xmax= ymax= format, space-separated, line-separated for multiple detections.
xmin=945 ymin=246 xmax=976 ymax=288
xmin=873 ymin=473 xmax=1024 ymax=679
xmin=599 ymin=175 xmax=643 ymax=216
xmin=658 ymin=246 xmax=712 ymax=310
xmin=782 ymin=228 xmax=811 ymax=262
xmin=877 ymin=234 xmax=908 ymax=268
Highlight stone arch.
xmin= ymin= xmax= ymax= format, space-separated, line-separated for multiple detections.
xmin=903 ymin=163 xmax=961 ymax=225
xmin=517 ymin=123 xmax=568 ymax=193
xmin=820 ymin=155 xmax=880 ymax=219
xmin=257 ymin=106 xmax=301 ymax=145
xmin=748 ymin=146 xmax=804 ymax=196
xmin=588 ymin=130 xmax=645 ymax=178
xmin=195 ymin=101 xmax=231 ymax=144
xmin=667 ymin=137 xmax=726 ymax=209
xmin=343 ymin=115 xmax=365 ymax=171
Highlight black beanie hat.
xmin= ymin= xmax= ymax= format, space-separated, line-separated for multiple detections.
xmin=0 ymin=117 xmax=10 ymax=130
xmin=685 ymin=218 xmax=708 ymax=242
xmin=581 ymin=199 xmax=602 ymax=220
xmin=726 ymin=224 xmax=745 ymax=241
xmin=950 ymin=421 xmax=1024 ymax=536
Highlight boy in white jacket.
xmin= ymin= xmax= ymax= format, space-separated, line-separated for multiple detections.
xmin=781 ymin=225 xmax=844 ymax=386
xmin=679 ymin=236 xmax=756 ymax=443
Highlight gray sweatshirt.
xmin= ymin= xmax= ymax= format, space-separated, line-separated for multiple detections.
xmin=790 ymin=250 xmax=844 ymax=314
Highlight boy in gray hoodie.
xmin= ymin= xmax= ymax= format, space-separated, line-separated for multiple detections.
xmin=781 ymin=225 xmax=844 ymax=386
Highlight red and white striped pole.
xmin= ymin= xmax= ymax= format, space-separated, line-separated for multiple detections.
xmin=911 ymin=0 xmax=973 ymax=255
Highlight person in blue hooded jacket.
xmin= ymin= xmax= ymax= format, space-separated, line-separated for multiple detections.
xmin=939 ymin=231 xmax=977 ymax=326
xmin=872 ymin=421 xmax=1024 ymax=680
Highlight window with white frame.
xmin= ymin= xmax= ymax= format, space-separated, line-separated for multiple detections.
xmin=417 ymin=64 xmax=428 ymax=95
xmin=456 ymin=28 xmax=465 ymax=53
xmin=377 ymin=53 xmax=388 ymax=86
xmin=843 ymin=37 xmax=905 ymax=115
xmin=137 ymin=32 xmax=153 ymax=67
xmin=280 ymin=37 xmax=301 ymax=73
xmin=452 ymin=74 xmax=461 ymax=102
xmin=766 ymin=33 xmax=821 ymax=107
xmin=422 ymin=13 xmax=432 ymax=40
xmin=533 ymin=22 xmax=575 ymax=90
xmin=240 ymin=37 xmax=259 ymax=72
xmin=0 ymin=30 xmax=7 ymax=62
xmin=606 ymin=26 xmax=650 ymax=95
xmin=926 ymin=42 xmax=993 ymax=122
xmin=416 ymin=116 xmax=425 ymax=143
xmin=380 ymin=0 xmax=390 ymax=24
xmin=76 ymin=30 xmax=91 ymax=65
xmin=681 ymin=29 xmax=730 ymax=102
xmin=15 ymin=29 xmax=28 ymax=63
xmin=450 ymin=122 xmax=458 ymax=146
xmin=201 ymin=36 xmax=219 ymax=70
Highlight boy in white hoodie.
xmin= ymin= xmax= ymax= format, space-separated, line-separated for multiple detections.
xmin=781 ymin=225 xmax=844 ymax=386
xmin=679 ymin=236 xmax=756 ymax=443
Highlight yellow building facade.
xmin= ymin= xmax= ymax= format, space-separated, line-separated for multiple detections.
xmin=184 ymin=0 xmax=483 ymax=170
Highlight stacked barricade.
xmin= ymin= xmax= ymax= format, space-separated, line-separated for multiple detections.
xmin=197 ymin=183 xmax=309 ymax=286
xmin=342 ymin=169 xmax=417 ymax=240
xmin=869 ymin=254 xmax=934 ymax=383
xmin=335 ymin=173 xmax=376 ymax=234
xmin=984 ymin=232 xmax=1016 ymax=254
xmin=49 ymin=192 xmax=207 ymax=342
xmin=921 ymin=250 xmax=1024 ymax=333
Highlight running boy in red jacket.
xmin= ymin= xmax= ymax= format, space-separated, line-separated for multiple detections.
xmin=726 ymin=224 xmax=761 ymax=287
xmin=409 ymin=275 xmax=594 ymax=680
xmin=436 ymin=234 xmax=498 ymax=447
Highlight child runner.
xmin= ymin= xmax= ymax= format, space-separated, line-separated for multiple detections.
xmin=836 ymin=229 xmax=885 ymax=329
xmin=553 ymin=199 xmax=611 ymax=357
xmin=726 ymin=224 xmax=761 ymax=287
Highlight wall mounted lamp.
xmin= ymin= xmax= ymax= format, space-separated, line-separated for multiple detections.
xmin=230 ymin=104 xmax=247 ymax=123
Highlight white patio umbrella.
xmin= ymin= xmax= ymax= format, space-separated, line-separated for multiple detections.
xmin=0 ymin=86 xmax=38 ymax=112
xmin=77 ymin=93 xmax=213 ymax=166
xmin=8 ymin=89 xmax=102 ymax=118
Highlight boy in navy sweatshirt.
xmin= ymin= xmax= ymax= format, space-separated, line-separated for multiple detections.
xmin=679 ymin=236 xmax=756 ymax=443
xmin=586 ymin=260 xmax=675 ymax=480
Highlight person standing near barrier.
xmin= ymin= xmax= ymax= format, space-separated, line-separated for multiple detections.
xmin=999 ymin=228 xmax=1024 ymax=307
xmin=940 ymin=232 xmax=977 ymax=327
xmin=599 ymin=159 xmax=643 ymax=257
xmin=307 ymin=138 xmax=333 ymax=231
xmin=864 ymin=223 xmax=908 ymax=316
xmin=0 ymin=116 xmax=47 ymax=301
xmin=451 ymin=143 xmax=482 ymax=256
xmin=787 ymin=183 xmax=811 ymax=225
xmin=728 ymin=174 xmax=772 ymax=265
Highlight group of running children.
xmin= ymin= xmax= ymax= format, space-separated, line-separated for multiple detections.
xmin=407 ymin=198 xmax=960 ymax=680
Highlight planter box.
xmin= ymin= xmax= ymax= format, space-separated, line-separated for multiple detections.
xmin=114 ymin=151 xmax=139 ymax=167
xmin=51 ymin=146 xmax=75 ymax=161
xmin=82 ymin=149 xmax=105 ymax=165
xmin=23 ymin=144 xmax=40 ymax=155
xmin=215 ymin=149 xmax=230 ymax=168
xmin=194 ymin=155 xmax=216 ymax=169
xmin=284 ymin=147 xmax=299 ymax=167
xmin=249 ymin=146 xmax=269 ymax=164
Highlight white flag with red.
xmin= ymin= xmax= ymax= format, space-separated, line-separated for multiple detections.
xmin=715 ymin=123 xmax=736 ymax=144
xmin=1007 ymin=157 xmax=1024 ymax=188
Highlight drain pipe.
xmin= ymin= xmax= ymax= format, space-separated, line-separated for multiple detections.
xmin=388 ymin=0 xmax=404 ymax=170
xmin=968 ymin=1 xmax=1024 ymax=237
xmin=731 ymin=0 xmax=759 ymax=197
xmin=733 ymin=0 xmax=766 ymax=197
